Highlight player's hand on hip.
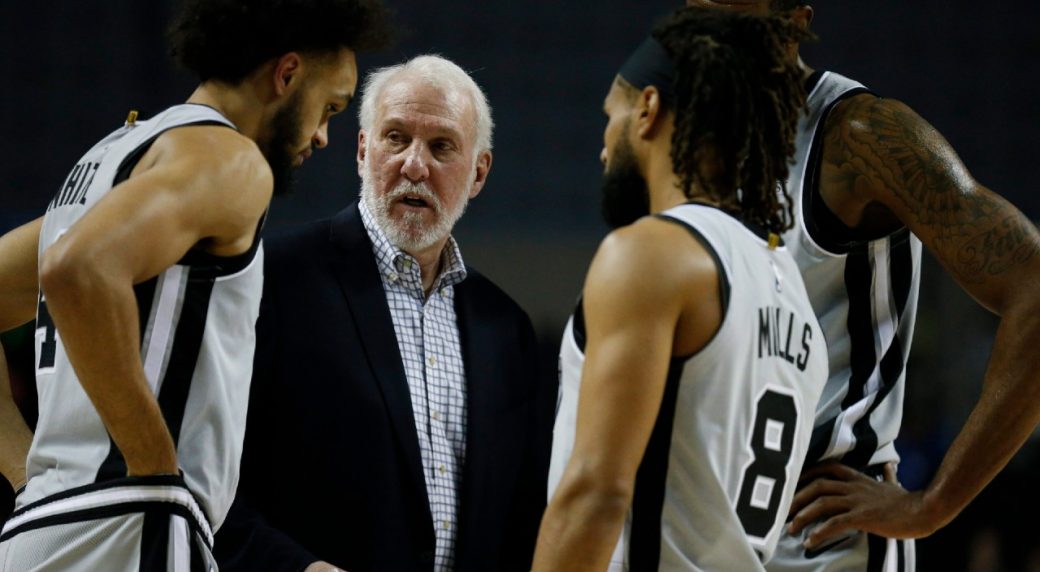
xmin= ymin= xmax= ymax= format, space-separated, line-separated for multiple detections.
xmin=305 ymin=561 xmax=346 ymax=572
xmin=786 ymin=461 xmax=934 ymax=549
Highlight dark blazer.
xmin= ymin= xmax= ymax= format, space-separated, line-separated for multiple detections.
xmin=214 ymin=203 xmax=553 ymax=572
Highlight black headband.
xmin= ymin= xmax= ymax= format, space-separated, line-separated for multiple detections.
xmin=617 ymin=36 xmax=676 ymax=104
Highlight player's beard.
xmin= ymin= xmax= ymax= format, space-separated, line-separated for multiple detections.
xmin=261 ymin=91 xmax=305 ymax=197
xmin=601 ymin=135 xmax=650 ymax=229
xmin=360 ymin=154 xmax=472 ymax=253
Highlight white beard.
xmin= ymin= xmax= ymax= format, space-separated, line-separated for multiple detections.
xmin=360 ymin=160 xmax=471 ymax=254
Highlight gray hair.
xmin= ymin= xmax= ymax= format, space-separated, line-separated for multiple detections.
xmin=358 ymin=54 xmax=494 ymax=155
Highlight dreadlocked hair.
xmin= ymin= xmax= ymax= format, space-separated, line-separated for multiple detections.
xmin=653 ymin=7 xmax=811 ymax=234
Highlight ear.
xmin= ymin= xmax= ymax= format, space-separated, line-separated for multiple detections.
xmin=791 ymin=5 xmax=814 ymax=30
xmin=357 ymin=129 xmax=368 ymax=177
xmin=633 ymin=86 xmax=666 ymax=140
xmin=468 ymin=150 xmax=493 ymax=199
xmin=272 ymin=52 xmax=304 ymax=97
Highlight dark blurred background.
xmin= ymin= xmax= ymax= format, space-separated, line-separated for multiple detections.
xmin=2 ymin=1 xmax=1038 ymax=570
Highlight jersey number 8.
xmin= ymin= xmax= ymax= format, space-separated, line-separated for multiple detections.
xmin=736 ymin=389 xmax=797 ymax=540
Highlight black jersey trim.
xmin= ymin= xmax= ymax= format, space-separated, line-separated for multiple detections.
xmin=805 ymin=418 xmax=836 ymax=466
xmin=805 ymin=70 xmax=826 ymax=95
xmin=95 ymin=277 xmax=161 ymax=482
xmin=654 ymin=214 xmax=732 ymax=325
xmin=841 ymin=235 xmax=914 ymax=467
xmin=88 ymin=267 xmax=216 ymax=509
xmin=157 ymin=266 xmax=216 ymax=450
xmin=803 ymin=243 xmax=876 ymax=467
xmin=0 ymin=501 xmax=209 ymax=548
xmin=4 ymin=474 xmax=211 ymax=545
xmin=571 ymin=296 xmax=587 ymax=353
xmin=135 ymin=278 xmax=159 ymax=342
xmin=832 ymin=244 xmax=877 ymax=467
xmin=177 ymin=210 xmax=267 ymax=279
xmin=11 ymin=474 xmax=190 ymax=518
xmin=807 ymin=234 xmax=909 ymax=468
xmin=628 ymin=357 xmax=684 ymax=570
xmin=840 ymin=244 xmax=875 ymax=409
xmin=803 ymin=534 xmax=857 ymax=559
xmin=801 ymin=86 xmax=875 ymax=255
xmin=866 ymin=533 xmax=888 ymax=572
xmin=676 ymin=200 xmax=784 ymax=246
xmin=189 ymin=529 xmax=208 ymax=571
xmin=140 ymin=509 xmax=170 ymax=570
xmin=889 ymin=229 xmax=915 ymax=315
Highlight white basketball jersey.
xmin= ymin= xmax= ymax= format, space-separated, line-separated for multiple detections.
xmin=550 ymin=204 xmax=828 ymax=570
xmin=784 ymin=72 xmax=922 ymax=469
xmin=22 ymin=104 xmax=264 ymax=532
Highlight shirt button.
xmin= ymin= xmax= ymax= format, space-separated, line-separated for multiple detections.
xmin=442 ymin=521 xmax=451 ymax=530
xmin=440 ymin=288 xmax=447 ymax=297
xmin=387 ymin=272 xmax=399 ymax=282
xmin=428 ymin=356 xmax=437 ymax=366
xmin=439 ymin=464 xmax=447 ymax=474
xmin=432 ymin=410 xmax=442 ymax=421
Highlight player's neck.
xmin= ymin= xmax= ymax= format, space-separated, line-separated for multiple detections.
xmin=645 ymin=162 xmax=694 ymax=215
xmin=643 ymin=141 xmax=717 ymax=214
xmin=186 ymin=82 xmax=265 ymax=141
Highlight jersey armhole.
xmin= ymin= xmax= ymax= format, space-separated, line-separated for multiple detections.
xmin=652 ymin=214 xmax=731 ymax=361
xmin=802 ymin=88 xmax=881 ymax=254
xmin=571 ymin=296 xmax=587 ymax=353
xmin=112 ymin=120 xmax=265 ymax=279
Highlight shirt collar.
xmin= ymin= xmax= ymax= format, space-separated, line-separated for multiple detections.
xmin=359 ymin=200 xmax=468 ymax=292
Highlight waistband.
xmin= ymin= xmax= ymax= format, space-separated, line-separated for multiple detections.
xmin=1 ymin=474 xmax=213 ymax=548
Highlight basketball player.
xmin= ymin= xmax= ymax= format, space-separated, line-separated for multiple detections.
xmin=687 ymin=1 xmax=1040 ymax=570
xmin=533 ymin=8 xmax=828 ymax=571
xmin=0 ymin=0 xmax=391 ymax=569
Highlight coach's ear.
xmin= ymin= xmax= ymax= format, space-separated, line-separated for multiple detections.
xmin=468 ymin=150 xmax=492 ymax=199
xmin=357 ymin=130 xmax=367 ymax=177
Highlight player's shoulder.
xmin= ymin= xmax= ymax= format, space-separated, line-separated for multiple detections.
xmin=590 ymin=214 xmax=719 ymax=295
xmin=603 ymin=214 xmax=690 ymax=258
xmin=151 ymin=126 xmax=273 ymax=222
xmin=152 ymin=125 xmax=272 ymax=190
xmin=827 ymin=92 xmax=926 ymax=137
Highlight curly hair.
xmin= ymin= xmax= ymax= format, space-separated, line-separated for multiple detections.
xmin=771 ymin=0 xmax=807 ymax=11
xmin=653 ymin=7 xmax=810 ymax=234
xmin=168 ymin=0 xmax=395 ymax=84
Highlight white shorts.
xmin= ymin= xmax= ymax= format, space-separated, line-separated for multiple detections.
xmin=766 ymin=527 xmax=914 ymax=572
xmin=0 ymin=474 xmax=215 ymax=571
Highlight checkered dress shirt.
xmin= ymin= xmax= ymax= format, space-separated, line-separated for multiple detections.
xmin=360 ymin=202 xmax=468 ymax=571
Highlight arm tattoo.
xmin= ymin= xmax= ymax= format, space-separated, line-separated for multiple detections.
xmin=822 ymin=96 xmax=1039 ymax=283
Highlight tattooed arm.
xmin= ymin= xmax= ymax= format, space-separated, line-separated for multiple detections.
xmin=789 ymin=94 xmax=1040 ymax=548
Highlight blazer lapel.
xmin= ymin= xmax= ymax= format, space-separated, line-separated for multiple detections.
xmin=327 ymin=203 xmax=429 ymax=506
xmin=454 ymin=279 xmax=499 ymax=549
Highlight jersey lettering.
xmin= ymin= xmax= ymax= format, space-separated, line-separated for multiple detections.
xmin=36 ymin=294 xmax=58 ymax=372
xmin=48 ymin=161 xmax=100 ymax=212
xmin=757 ymin=306 xmax=813 ymax=371
xmin=736 ymin=389 xmax=798 ymax=540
